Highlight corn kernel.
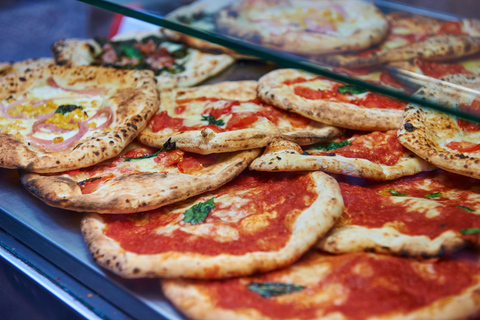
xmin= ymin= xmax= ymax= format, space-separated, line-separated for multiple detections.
xmin=53 ymin=137 xmax=64 ymax=144
xmin=88 ymin=122 xmax=97 ymax=129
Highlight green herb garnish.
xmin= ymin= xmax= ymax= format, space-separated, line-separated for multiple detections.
xmin=55 ymin=104 xmax=83 ymax=115
xmin=461 ymin=228 xmax=480 ymax=235
xmin=389 ymin=189 xmax=408 ymax=196
xmin=183 ymin=197 xmax=215 ymax=225
xmin=124 ymin=138 xmax=176 ymax=161
xmin=456 ymin=206 xmax=475 ymax=212
xmin=337 ymin=85 xmax=368 ymax=95
xmin=425 ymin=192 xmax=441 ymax=199
xmin=247 ymin=282 xmax=305 ymax=298
xmin=201 ymin=115 xmax=225 ymax=126
xmin=170 ymin=45 xmax=188 ymax=59
xmin=315 ymin=140 xmax=350 ymax=151
xmin=118 ymin=45 xmax=143 ymax=60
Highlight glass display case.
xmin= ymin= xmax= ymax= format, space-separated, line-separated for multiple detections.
xmin=2 ymin=1 xmax=480 ymax=319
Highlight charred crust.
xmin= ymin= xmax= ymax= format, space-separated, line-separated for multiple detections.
xmin=404 ymin=123 xmax=415 ymax=132
xmin=326 ymin=153 xmax=336 ymax=156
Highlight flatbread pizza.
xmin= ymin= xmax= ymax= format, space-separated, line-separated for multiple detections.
xmin=317 ymin=170 xmax=480 ymax=258
xmin=258 ymin=69 xmax=408 ymax=131
xmin=0 ymin=65 xmax=159 ymax=173
xmin=216 ymin=0 xmax=389 ymax=55
xmin=81 ymin=171 xmax=343 ymax=278
xmin=323 ymin=12 xmax=480 ymax=68
xmin=52 ymin=29 xmax=234 ymax=91
xmin=21 ymin=141 xmax=260 ymax=214
xmin=162 ymin=250 xmax=480 ymax=320
xmin=138 ymin=80 xmax=342 ymax=154
xmin=398 ymin=74 xmax=480 ymax=179
xmin=250 ymin=130 xmax=435 ymax=180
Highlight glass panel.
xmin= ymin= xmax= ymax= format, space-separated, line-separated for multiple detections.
xmin=80 ymin=0 xmax=480 ymax=123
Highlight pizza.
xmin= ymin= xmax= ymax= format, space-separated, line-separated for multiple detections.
xmin=0 ymin=65 xmax=159 ymax=173
xmin=51 ymin=29 xmax=235 ymax=91
xmin=258 ymin=69 xmax=408 ymax=131
xmin=0 ymin=58 xmax=54 ymax=77
xmin=389 ymin=53 xmax=480 ymax=81
xmin=137 ymin=80 xmax=342 ymax=154
xmin=317 ymin=170 xmax=480 ymax=258
xmin=161 ymin=0 xmax=253 ymax=59
xmin=81 ymin=171 xmax=343 ymax=278
xmin=216 ymin=0 xmax=388 ymax=55
xmin=250 ymin=130 xmax=435 ymax=181
xmin=162 ymin=249 xmax=480 ymax=320
xmin=20 ymin=139 xmax=260 ymax=213
xmin=398 ymin=74 xmax=480 ymax=179
xmin=323 ymin=12 xmax=480 ymax=68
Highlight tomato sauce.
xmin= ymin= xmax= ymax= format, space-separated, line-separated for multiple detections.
xmin=417 ymin=60 xmax=474 ymax=79
xmin=336 ymin=170 xmax=480 ymax=238
xmin=310 ymin=131 xmax=406 ymax=166
xmin=294 ymin=86 xmax=406 ymax=110
xmin=201 ymin=251 xmax=480 ymax=320
xmin=103 ymin=172 xmax=317 ymax=256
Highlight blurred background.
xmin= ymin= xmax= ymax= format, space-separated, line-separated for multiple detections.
xmin=1 ymin=0 xmax=480 ymax=62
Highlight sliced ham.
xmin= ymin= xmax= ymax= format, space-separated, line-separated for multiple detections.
xmin=48 ymin=77 xmax=107 ymax=96
xmin=27 ymin=120 xmax=89 ymax=152
xmin=86 ymin=107 xmax=113 ymax=130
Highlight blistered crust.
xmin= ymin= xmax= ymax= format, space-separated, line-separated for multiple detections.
xmin=258 ymin=69 xmax=404 ymax=131
xmin=51 ymin=29 xmax=235 ymax=91
xmin=249 ymin=140 xmax=435 ymax=181
xmin=80 ymin=171 xmax=344 ymax=278
xmin=397 ymin=74 xmax=480 ymax=179
xmin=138 ymin=80 xmax=342 ymax=154
xmin=0 ymin=65 xmax=159 ymax=173
xmin=21 ymin=149 xmax=261 ymax=213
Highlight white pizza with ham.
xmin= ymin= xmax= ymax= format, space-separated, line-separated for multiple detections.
xmin=21 ymin=140 xmax=261 ymax=213
xmin=258 ymin=69 xmax=408 ymax=131
xmin=138 ymin=80 xmax=342 ymax=154
xmin=81 ymin=171 xmax=343 ymax=278
xmin=250 ymin=130 xmax=435 ymax=181
xmin=0 ymin=65 xmax=159 ymax=173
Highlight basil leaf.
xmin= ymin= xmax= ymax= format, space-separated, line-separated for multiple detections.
xmin=201 ymin=115 xmax=225 ymax=126
xmin=118 ymin=45 xmax=143 ymax=60
xmin=168 ymin=64 xmax=186 ymax=74
xmin=183 ymin=197 xmax=215 ymax=225
xmin=461 ymin=228 xmax=480 ymax=235
xmin=456 ymin=206 xmax=475 ymax=212
xmin=389 ymin=189 xmax=407 ymax=196
xmin=425 ymin=192 xmax=441 ymax=199
xmin=337 ymin=85 xmax=368 ymax=95
xmin=315 ymin=140 xmax=350 ymax=151
xmin=55 ymin=104 xmax=83 ymax=115
xmin=124 ymin=138 xmax=176 ymax=161
xmin=247 ymin=282 xmax=304 ymax=298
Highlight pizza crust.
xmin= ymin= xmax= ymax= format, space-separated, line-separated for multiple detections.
xmin=0 ymin=65 xmax=159 ymax=173
xmin=51 ymin=29 xmax=235 ymax=91
xmin=397 ymin=74 xmax=480 ymax=179
xmin=162 ymin=251 xmax=480 ymax=320
xmin=216 ymin=0 xmax=388 ymax=55
xmin=249 ymin=139 xmax=435 ymax=181
xmin=81 ymin=171 xmax=344 ymax=278
xmin=0 ymin=58 xmax=54 ymax=77
xmin=21 ymin=148 xmax=261 ymax=214
xmin=258 ymin=69 xmax=404 ymax=131
xmin=138 ymin=80 xmax=342 ymax=154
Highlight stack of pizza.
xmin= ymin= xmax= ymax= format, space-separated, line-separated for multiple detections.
xmin=3 ymin=3 xmax=480 ymax=319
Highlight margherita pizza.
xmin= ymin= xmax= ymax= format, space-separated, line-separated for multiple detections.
xmin=138 ymin=80 xmax=342 ymax=154
xmin=317 ymin=170 xmax=480 ymax=257
xmin=258 ymin=69 xmax=408 ymax=131
xmin=162 ymin=250 xmax=480 ymax=320
xmin=81 ymin=171 xmax=343 ymax=278
xmin=250 ymin=130 xmax=435 ymax=180
xmin=52 ymin=29 xmax=235 ymax=91
xmin=0 ymin=65 xmax=159 ymax=173
xmin=323 ymin=12 xmax=480 ymax=67
xmin=398 ymin=74 xmax=480 ymax=179
xmin=216 ymin=0 xmax=389 ymax=55
xmin=21 ymin=141 xmax=260 ymax=213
